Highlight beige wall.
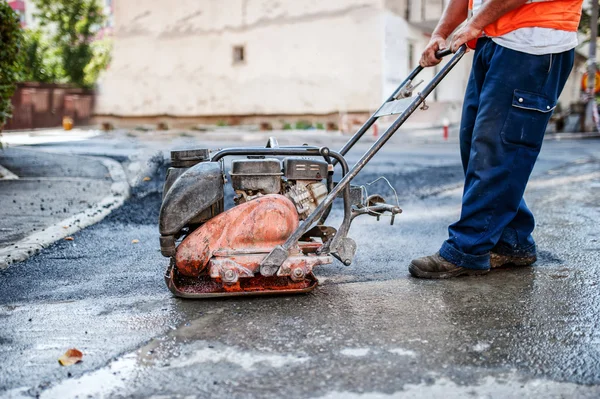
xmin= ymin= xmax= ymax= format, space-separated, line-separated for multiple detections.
xmin=97 ymin=0 xmax=585 ymax=122
xmin=96 ymin=0 xmax=385 ymax=117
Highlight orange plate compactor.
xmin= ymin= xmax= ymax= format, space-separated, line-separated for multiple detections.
xmin=158 ymin=46 xmax=466 ymax=298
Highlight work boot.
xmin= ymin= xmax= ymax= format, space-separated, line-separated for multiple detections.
xmin=490 ymin=252 xmax=537 ymax=269
xmin=409 ymin=252 xmax=489 ymax=279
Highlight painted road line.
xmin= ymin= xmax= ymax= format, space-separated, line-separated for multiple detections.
xmin=0 ymin=155 xmax=130 ymax=269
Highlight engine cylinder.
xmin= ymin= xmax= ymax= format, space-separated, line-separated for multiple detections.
xmin=230 ymin=158 xmax=282 ymax=194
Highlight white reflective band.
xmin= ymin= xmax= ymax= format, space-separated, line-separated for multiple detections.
xmin=472 ymin=0 xmax=556 ymax=13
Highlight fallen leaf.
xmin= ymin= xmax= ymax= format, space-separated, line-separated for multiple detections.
xmin=143 ymin=176 xmax=151 ymax=182
xmin=131 ymin=239 xmax=140 ymax=244
xmin=62 ymin=226 xmax=69 ymax=229
xmin=58 ymin=348 xmax=83 ymax=366
xmin=64 ymin=237 xmax=74 ymax=241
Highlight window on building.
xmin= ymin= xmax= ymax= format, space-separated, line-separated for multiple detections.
xmin=408 ymin=42 xmax=414 ymax=70
xmin=233 ymin=45 xmax=245 ymax=65
xmin=405 ymin=0 xmax=411 ymax=20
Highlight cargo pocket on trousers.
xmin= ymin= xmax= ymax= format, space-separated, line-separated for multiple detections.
xmin=501 ymin=89 xmax=555 ymax=149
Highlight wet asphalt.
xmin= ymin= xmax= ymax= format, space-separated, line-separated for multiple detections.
xmin=0 ymin=147 xmax=112 ymax=247
xmin=1 ymin=133 xmax=600 ymax=398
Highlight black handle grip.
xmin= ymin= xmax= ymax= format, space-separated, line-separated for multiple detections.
xmin=435 ymin=48 xmax=453 ymax=59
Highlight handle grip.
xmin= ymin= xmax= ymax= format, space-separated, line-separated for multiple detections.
xmin=435 ymin=48 xmax=454 ymax=59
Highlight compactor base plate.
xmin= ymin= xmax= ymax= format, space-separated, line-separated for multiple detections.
xmin=165 ymin=263 xmax=319 ymax=299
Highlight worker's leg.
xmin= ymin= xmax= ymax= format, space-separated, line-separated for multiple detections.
xmin=459 ymin=39 xmax=488 ymax=173
xmin=494 ymin=199 xmax=537 ymax=257
xmin=439 ymin=43 xmax=574 ymax=270
xmin=464 ymin=42 xmax=536 ymax=259
xmin=461 ymin=41 xmax=537 ymax=259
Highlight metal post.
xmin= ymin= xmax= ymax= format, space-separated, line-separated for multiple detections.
xmin=584 ymin=0 xmax=599 ymax=132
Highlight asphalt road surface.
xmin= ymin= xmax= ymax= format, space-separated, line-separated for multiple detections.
xmin=1 ymin=132 xmax=600 ymax=398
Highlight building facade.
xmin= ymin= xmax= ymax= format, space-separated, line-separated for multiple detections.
xmin=94 ymin=0 xmax=583 ymax=128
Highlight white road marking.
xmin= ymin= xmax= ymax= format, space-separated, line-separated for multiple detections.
xmin=0 ymin=155 xmax=130 ymax=269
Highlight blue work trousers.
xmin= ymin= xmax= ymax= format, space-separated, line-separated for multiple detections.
xmin=440 ymin=38 xmax=574 ymax=270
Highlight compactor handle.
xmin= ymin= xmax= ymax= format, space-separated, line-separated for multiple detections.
xmin=435 ymin=47 xmax=454 ymax=59
xmin=332 ymin=44 xmax=466 ymax=166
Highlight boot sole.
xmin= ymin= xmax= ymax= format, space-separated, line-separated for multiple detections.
xmin=490 ymin=253 xmax=537 ymax=269
xmin=409 ymin=263 xmax=490 ymax=279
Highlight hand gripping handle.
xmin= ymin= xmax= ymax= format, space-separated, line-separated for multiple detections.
xmin=435 ymin=48 xmax=454 ymax=59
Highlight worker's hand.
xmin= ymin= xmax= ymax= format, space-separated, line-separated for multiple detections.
xmin=419 ymin=35 xmax=448 ymax=68
xmin=450 ymin=22 xmax=482 ymax=53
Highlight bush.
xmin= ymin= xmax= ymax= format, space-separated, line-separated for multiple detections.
xmin=315 ymin=122 xmax=325 ymax=130
xmin=19 ymin=29 xmax=62 ymax=83
xmin=84 ymin=38 xmax=112 ymax=87
xmin=282 ymin=122 xmax=292 ymax=130
xmin=0 ymin=3 xmax=23 ymax=134
xmin=295 ymin=120 xmax=313 ymax=130
xmin=33 ymin=0 xmax=107 ymax=88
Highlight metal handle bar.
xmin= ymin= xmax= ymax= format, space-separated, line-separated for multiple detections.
xmin=211 ymin=146 xmax=322 ymax=162
xmin=334 ymin=45 xmax=465 ymax=162
xmin=435 ymin=48 xmax=454 ymax=59
xmin=259 ymin=45 xmax=468 ymax=273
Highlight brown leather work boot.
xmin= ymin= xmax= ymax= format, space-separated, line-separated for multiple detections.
xmin=490 ymin=252 xmax=537 ymax=269
xmin=409 ymin=252 xmax=490 ymax=279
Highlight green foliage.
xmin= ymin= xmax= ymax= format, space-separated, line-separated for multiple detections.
xmin=33 ymin=0 xmax=106 ymax=88
xmin=315 ymin=122 xmax=325 ymax=130
xmin=216 ymin=120 xmax=228 ymax=127
xmin=18 ymin=28 xmax=111 ymax=87
xmin=84 ymin=38 xmax=112 ymax=87
xmin=19 ymin=29 xmax=63 ymax=83
xmin=0 ymin=2 xmax=23 ymax=133
xmin=282 ymin=122 xmax=292 ymax=130
xmin=294 ymin=120 xmax=313 ymax=130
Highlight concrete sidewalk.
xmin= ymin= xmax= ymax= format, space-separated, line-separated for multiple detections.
xmin=0 ymin=147 xmax=129 ymax=269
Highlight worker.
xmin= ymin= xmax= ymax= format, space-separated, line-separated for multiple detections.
xmin=410 ymin=0 xmax=584 ymax=278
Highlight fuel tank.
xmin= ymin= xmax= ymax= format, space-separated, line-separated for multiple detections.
xmin=175 ymin=194 xmax=299 ymax=277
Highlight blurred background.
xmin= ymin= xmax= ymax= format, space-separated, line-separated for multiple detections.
xmin=1 ymin=0 xmax=599 ymax=135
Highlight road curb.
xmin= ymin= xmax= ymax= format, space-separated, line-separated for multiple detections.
xmin=0 ymin=155 xmax=131 ymax=270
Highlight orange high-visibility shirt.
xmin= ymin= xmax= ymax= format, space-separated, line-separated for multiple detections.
xmin=469 ymin=0 xmax=584 ymax=37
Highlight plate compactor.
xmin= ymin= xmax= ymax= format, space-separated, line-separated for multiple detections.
xmin=158 ymin=47 xmax=466 ymax=298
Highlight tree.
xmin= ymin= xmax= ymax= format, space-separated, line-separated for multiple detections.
xmin=33 ymin=0 xmax=106 ymax=88
xmin=83 ymin=37 xmax=112 ymax=88
xmin=0 ymin=2 xmax=23 ymax=135
xmin=19 ymin=29 xmax=63 ymax=83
